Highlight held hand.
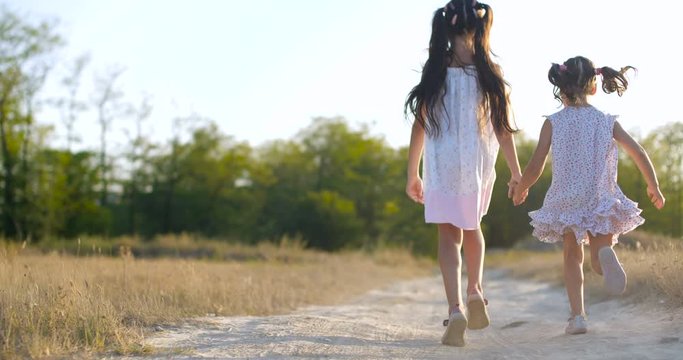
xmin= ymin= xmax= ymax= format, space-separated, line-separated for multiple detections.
xmin=647 ymin=185 xmax=666 ymax=210
xmin=512 ymin=185 xmax=529 ymax=206
xmin=507 ymin=174 xmax=522 ymax=199
xmin=406 ymin=176 xmax=425 ymax=204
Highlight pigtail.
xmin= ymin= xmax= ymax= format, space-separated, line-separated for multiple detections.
xmin=598 ymin=66 xmax=636 ymax=96
xmin=404 ymin=7 xmax=450 ymax=136
xmin=473 ymin=3 xmax=492 ymax=53
xmin=548 ymin=63 xmax=571 ymax=104
xmin=472 ymin=3 xmax=516 ymax=134
xmin=548 ymin=63 xmax=563 ymax=87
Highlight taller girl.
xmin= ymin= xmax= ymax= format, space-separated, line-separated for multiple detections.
xmin=404 ymin=0 xmax=522 ymax=347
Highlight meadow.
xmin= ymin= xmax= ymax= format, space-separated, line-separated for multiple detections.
xmin=0 ymin=236 xmax=431 ymax=359
xmin=2 ymin=231 xmax=682 ymax=359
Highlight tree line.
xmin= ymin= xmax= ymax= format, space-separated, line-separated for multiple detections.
xmin=1 ymin=8 xmax=680 ymax=253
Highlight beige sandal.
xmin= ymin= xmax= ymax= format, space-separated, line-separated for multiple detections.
xmin=466 ymin=293 xmax=490 ymax=330
xmin=441 ymin=308 xmax=468 ymax=347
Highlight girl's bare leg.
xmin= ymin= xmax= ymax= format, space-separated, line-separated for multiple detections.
xmin=588 ymin=233 xmax=615 ymax=275
xmin=462 ymin=228 xmax=485 ymax=296
xmin=438 ymin=223 xmax=464 ymax=314
xmin=563 ymin=232 xmax=585 ymax=316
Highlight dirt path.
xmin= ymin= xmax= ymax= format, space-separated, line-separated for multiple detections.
xmin=120 ymin=271 xmax=683 ymax=359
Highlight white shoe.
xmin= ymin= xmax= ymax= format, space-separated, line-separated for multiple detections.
xmin=565 ymin=314 xmax=588 ymax=335
xmin=599 ymin=247 xmax=627 ymax=295
xmin=442 ymin=311 xmax=468 ymax=347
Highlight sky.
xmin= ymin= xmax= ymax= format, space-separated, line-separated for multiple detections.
xmin=6 ymin=0 xmax=683 ymax=152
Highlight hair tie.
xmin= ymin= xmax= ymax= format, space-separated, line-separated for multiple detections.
xmin=451 ymin=14 xmax=458 ymax=25
xmin=559 ymin=64 xmax=568 ymax=71
xmin=595 ymin=68 xmax=602 ymax=75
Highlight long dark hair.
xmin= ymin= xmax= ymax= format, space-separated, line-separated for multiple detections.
xmin=548 ymin=56 xmax=636 ymax=104
xmin=404 ymin=0 xmax=516 ymax=137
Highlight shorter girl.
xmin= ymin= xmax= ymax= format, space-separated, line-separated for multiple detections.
xmin=512 ymin=56 xmax=665 ymax=335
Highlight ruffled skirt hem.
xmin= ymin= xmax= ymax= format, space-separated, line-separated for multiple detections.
xmin=529 ymin=197 xmax=644 ymax=245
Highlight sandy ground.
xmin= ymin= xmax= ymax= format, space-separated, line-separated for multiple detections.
xmin=117 ymin=270 xmax=683 ymax=360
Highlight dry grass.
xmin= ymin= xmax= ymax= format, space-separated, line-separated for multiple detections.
xmin=0 ymin=239 xmax=431 ymax=359
xmin=487 ymin=231 xmax=683 ymax=307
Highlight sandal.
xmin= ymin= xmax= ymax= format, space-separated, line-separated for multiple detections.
xmin=466 ymin=293 xmax=490 ymax=330
xmin=441 ymin=306 xmax=467 ymax=347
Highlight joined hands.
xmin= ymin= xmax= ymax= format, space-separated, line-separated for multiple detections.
xmin=508 ymin=175 xmax=528 ymax=206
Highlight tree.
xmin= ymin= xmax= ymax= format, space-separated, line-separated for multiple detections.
xmin=255 ymin=139 xmax=313 ymax=242
xmin=120 ymin=95 xmax=153 ymax=235
xmin=297 ymin=117 xmax=396 ymax=248
xmin=298 ymin=190 xmax=363 ymax=250
xmin=91 ymin=65 xmax=126 ymax=208
xmin=156 ymin=114 xmax=195 ymax=234
xmin=57 ymin=54 xmax=90 ymax=151
xmin=0 ymin=7 xmax=61 ymax=239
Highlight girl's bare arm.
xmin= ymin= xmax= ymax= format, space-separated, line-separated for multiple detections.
xmin=407 ymin=120 xmax=425 ymax=180
xmin=513 ymin=119 xmax=552 ymax=205
xmin=406 ymin=117 xmax=426 ymax=203
xmin=495 ymin=130 xmax=523 ymax=198
xmin=613 ymin=121 xmax=665 ymax=209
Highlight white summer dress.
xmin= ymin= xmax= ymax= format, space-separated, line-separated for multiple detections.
xmin=529 ymin=106 xmax=644 ymax=244
xmin=423 ymin=66 xmax=499 ymax=230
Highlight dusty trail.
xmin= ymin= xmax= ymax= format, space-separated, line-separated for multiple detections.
xmin=118 ymin=271 xmax=683 ymax=359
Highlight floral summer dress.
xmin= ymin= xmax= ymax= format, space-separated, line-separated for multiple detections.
xmin=529 ymin=106 xmax=644 ymax=244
